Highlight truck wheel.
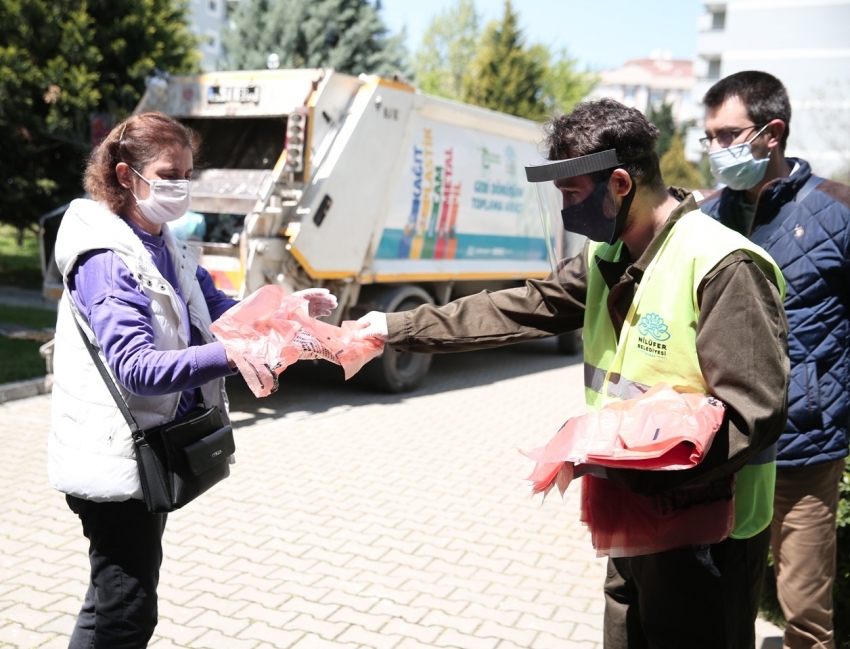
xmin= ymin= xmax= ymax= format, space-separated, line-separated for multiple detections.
xmin=357 ymin=288 xmax=433 ymax=393
xmin=556 ymin=330 xmax=582 ymax=356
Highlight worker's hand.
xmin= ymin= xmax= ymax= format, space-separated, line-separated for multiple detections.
xmin=354 ymin=311 xmax=389 ymax=341
xmin=293 ymin=288 xmax=337 ymax=318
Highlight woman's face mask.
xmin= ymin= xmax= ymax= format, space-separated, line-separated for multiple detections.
xmin=708 ymin=124 xmax=771 ymax=191
xmin=131 ymin=167 xmax=191 ymax=225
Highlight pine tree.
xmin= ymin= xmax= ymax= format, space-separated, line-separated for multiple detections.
xmin=0 ymin=0 xmax=200 ymax=233
xmin=412 ymin=0 xmax=480 ymax=100
xmin=223 ymin=0 xmax=407 ymax=77
xmin=460 ymin=0 xmax=548 ymax=121
xmin=647 ymin=102 xmax=676 ymax=158
xmin=538 ymin=45 xmax=597 ymax=116
xmin=659 ymin=132 xmax=704 ymax=190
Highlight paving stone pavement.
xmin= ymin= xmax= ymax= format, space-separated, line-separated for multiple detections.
xmin=0 ymin=341 xmax=615 ymax=649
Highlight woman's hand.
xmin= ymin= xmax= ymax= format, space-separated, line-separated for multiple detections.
xmin=292 ymin=288 xmax=338 ymax=318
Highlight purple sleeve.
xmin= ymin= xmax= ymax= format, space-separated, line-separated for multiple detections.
xmin=69 ymin=250 xmax=236 ymax=397
xmin=197 ymin=265 xmax=238 ymax=322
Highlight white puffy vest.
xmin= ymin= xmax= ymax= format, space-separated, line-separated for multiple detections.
xmin=48 ymin=199 xmax=229 ymax=502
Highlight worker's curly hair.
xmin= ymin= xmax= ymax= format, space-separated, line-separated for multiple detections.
xmin=544 ymin=98 xmax=665 ymax=190
xmin=84 ymin=111 xmax=200 ymax=216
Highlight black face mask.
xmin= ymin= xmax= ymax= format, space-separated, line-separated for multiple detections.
xmin=560 ymin=175 xmax=637 ymax=245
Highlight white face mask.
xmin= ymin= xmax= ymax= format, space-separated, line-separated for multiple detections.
xmin=708 ymin=124 xmax=771 ymax=191
xmin=131 ymin=167 xmax=191 ymax=224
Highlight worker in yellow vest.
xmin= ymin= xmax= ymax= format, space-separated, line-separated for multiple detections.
xmin=355 ymin=97 xmax=790 ymax=649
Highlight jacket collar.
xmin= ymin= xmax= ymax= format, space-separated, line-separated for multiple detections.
xmin=716 ymin=158 xmax=813 ymax=234
xmin=596 ymin=189 xmax=699 ymax=287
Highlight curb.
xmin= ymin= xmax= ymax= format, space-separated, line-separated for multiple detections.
xmin=0 ymin=376 xmax=52 ymax=404
xmin=756 ymin=616 xmax=783 ymax=649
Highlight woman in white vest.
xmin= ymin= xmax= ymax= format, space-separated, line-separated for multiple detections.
xmin=49 ymin=112 xmax=336 ymax=648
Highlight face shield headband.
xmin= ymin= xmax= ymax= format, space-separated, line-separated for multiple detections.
xmin=525 ymin=150 xmax=637 ymax=269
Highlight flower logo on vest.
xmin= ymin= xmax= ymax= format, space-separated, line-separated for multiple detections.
xmin=637 ymin=313 xmax=670 ymax=357
xmin=638 ymin=313 xmax=671 ymax=341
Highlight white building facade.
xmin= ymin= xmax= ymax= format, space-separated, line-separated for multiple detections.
xmin=186 ymin=0 xmax=234 ymax=71
xmin=690 ymin=0 xmax=850 ymax=178
xmin=591 ymin=54 xmax=697 ymax=125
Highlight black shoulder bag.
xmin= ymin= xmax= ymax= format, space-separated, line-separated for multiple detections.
xmin=75 ymin=319 xmax=235 ymax=513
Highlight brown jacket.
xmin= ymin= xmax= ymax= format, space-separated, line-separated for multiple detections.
xmin=387 ymin=191 xmax=790 ymax=495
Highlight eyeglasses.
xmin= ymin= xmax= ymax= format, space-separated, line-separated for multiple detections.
xmin=699 ymin=123 xmax=767 ymax=152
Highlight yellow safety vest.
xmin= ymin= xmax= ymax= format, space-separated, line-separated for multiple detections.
xmin=583 ymin=209 xmax=786 ymax=539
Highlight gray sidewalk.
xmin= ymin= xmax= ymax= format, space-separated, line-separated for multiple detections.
xmin=1 ymin=346 xmax=611 ymax=648
xmin=0 ymin=330 xmax=783 ymax=648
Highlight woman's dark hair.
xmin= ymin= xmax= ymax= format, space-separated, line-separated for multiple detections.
xmin=544 ymin=98 xmax=664 ymax=190
xmin=84 ymin=111 xmax=201 ymax=215
xmin=702 ymin=70 xmax=791 ymax=148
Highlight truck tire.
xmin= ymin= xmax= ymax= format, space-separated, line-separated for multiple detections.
xmin=557 ymin=330 xmax=582 ymax=356
xmin=357 ymin=286 xmax=434 ymax=393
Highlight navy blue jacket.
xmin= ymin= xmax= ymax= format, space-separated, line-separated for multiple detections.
xmin=701 ymin=159 xmax=850 ymax=468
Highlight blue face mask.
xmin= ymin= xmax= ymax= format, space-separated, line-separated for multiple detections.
xmin=708 ymin=125 xmax=771 ymax=191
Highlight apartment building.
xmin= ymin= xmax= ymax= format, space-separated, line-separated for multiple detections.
xmin=186 ymin=0 xmax=236 ymax=71
xmin=590 ymin=53 xmax=697 ymax=125
xmin=689 ymin=0 xmax=850 ymax=178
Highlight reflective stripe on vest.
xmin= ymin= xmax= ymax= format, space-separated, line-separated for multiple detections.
xmin=582 ymin=209 xmax=786 ymax=539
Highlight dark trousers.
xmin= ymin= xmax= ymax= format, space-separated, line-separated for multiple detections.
xmin=66 ymin=495 xmax=167 ymax=649
xmin=603 ymin=527 xmax=771 ymax=649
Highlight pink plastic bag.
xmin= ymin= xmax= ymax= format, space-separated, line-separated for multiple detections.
xmin=521 ymin=383 xmax=726 ymax=496
xmin=520 ymin=383 xmax=733 ymax=557
xmin=210 ymin=285 xmax=384 ymax=397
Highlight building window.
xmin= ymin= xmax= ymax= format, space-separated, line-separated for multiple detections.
xmin=707 ymin=59 xmax=721 ymax=80
xmin=205 ymin=30 xmax=218 ymax=52
xmin=208 ymin=0 xmax=218 ymax=16
xmin=711 ymin=11 xmax=726 ymax=30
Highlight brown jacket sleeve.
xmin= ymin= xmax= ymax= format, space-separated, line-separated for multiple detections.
xmin=606 ymin=252 xmax=790 ymax=495
xmin=386 ymin=252 xmax=588 ymax=353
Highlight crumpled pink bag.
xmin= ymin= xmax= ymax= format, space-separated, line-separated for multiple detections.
xmin=521 ymin=383 xmax=726 ymax=496
xmin=520 ymin=384 xmax=733 ymax=557
xmin=210 ymin=285 xmax=384 ymax=397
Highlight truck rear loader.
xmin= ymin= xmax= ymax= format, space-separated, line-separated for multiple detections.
xmin=41 ymin=68 xmax=583 ymax=392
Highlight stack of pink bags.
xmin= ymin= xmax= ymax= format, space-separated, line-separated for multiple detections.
xmin=210 ymin=285 xmax=385 ymax=397
xmin=521 ymin=384 xmax=733 ymax=557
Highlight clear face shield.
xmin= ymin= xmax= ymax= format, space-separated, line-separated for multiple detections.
xmin=525 ymin=149 xmax=634 ymax=277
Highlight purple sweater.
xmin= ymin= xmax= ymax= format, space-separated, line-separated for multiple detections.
xmin=69 ymin=219 xmax=238 ymax=417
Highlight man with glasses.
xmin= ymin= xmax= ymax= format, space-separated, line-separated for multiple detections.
xmin=701 ymin=70 xmax=850 ymax=649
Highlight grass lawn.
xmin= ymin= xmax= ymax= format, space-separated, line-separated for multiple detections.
xmin=0 ymin=224 xmax=54 ymax=381
xmin=0 ymin=305 xmax=56 ymax=383
xmin=0 ymin=223 xmax=43 ymax=290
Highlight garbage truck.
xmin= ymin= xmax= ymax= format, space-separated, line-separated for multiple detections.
xmin=40 ymin=68 xmax=583 ymax=392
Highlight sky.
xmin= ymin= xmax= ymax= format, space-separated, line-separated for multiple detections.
xmin=378 ymin=0 xmax=705 ymax=71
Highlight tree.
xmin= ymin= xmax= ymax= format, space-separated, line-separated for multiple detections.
xmin=660 ymin=132 xmax=704 ymax=190
xmin=412 ymin=0 xmax=480 ymax=100
xmin=647 ymin=101 xmax=676 ymax=158
xmin=538 ymin=45 xmax=597 ymax=116
xmin=223 ymin=0 xmax=408 ymax=78
xmin=461 ymin=0 xmax=548 ymax=121
xmin=0 ymin=0 xmax=200 ymax=235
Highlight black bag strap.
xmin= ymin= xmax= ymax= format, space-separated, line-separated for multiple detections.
xmin=73 ymin=316 xmax=205 ymax=440
xmin=74 ymin=316 xmax=143 ymax=438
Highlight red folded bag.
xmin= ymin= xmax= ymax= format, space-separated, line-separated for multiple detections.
xmin=521 ymin=383 xmax=733 ymax=557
